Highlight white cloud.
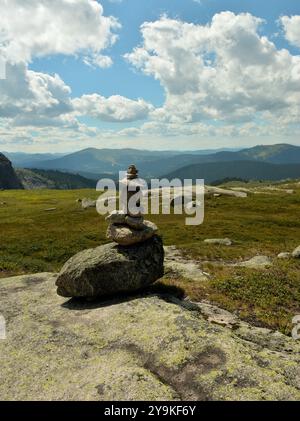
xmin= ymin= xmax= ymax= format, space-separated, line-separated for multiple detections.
xmin=125 ymin=12 xmax=300 ymax=130
xmin=280 ymin=15 xmax=300 ymax=48
xmin=1 ymin=8 xmax=300 ymax=149
xmin=0 ymin=0 xmax=120 ymax=67
xmin=83 ymin=54 xmax=113 ymax=69
xmin=0 ymin=1 xmax=150 ymax=129
xmin=0 ymin=63 xmax=153 ymax=127
xmin=73 ymin=94 xmax=153 ymax=122
xmin=0 ymin=62 xmax=77 ymax=127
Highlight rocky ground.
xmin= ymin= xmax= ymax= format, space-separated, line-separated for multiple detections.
xmin=1 ymin=272 xmax=300 ymax=401
xmin=0 ymin=183 xmax=299 ymax=401
xmin=164 ymin=245 xmax=209 ymax=281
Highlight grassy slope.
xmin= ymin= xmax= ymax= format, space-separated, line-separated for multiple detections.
xmin=0 ymin=183 xmax=300 ymax=334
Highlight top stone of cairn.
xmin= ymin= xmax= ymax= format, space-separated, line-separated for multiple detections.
xmin=127 ymin=164 xmax=139 ymax=180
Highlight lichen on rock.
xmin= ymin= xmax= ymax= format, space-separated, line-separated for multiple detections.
xmin=0 ymin=272 xmax=300 ymax=401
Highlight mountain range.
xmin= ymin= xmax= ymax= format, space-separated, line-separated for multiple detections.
xmin=5 ymin=147 xmax=240 ymax=172
xmin=1 ymin=144 xmax=300 ymax=188
xmin=4 ymin=152 xmax=65 ymax=168
xmin=163 ymin=160 xmax=300 ymax=184
xmin=12 ymin=143 xmax=300 ymax=177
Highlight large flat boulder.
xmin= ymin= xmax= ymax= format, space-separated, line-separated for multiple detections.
xmin=56 ymin=235 xmax=164 ymax=298
xmin=0 ymin=273 xmax=300 ymax=400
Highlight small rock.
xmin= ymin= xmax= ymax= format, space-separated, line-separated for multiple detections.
xmin=44 ymin=208 xmax=57 ymax=212
xmin=164 ymin=261 xmax=208 ymax=281
xmin=56 ymin=235 xmax=164 ymax=298
xmin=171 ymin=300 xmax=241 ymax=329
xmin=292 ymin=246 xmax=300 ymax=258
xmin=185 ymin=200 xmax=202 ymax=211
xmin=125 ymin=215 xmax=145 ymax=230
xmin=277 ymin=252 xmax=291 ymax=259
xmin=81 ymin=198 xmax=96 ymax=209
xmin=204 ymin=238 xmax=232 ymax=246
xmin=107 ymin=221 xmax=158 ymax=246
xmin=105 ymin=210 xmax=126 ymax=224
xmin=234 ymin=256 xmax=272 ymax=269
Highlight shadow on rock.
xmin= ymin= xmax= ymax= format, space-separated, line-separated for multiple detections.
xmin=61 ymin=282 xmax=185 ymax=311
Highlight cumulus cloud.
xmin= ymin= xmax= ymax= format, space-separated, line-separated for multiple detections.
xmin=125 ymin=12 xmax=300 ymax=129
xmin=280 ymin=15 xmax=300 ymax=48
xmin=0 ymin=0 xmax=120 ymax=67
xmin=0 ymin=62 xmax=78 ymax=127
xmin=73 ymin=94 xmax=153 ymax=122
xmin=0 ymin=1 xmax=149 ymax=129
xmin=1 ymin=8 xmax=300 ymax=145
xmin=0 ymin=63 xmax=153 ymax=127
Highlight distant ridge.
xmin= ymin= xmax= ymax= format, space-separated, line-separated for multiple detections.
xmin=240 ymin=144 xmax=300 ymax=164
xmin=16 ymin=144 xmax=300 ymax=176
xmin=163 ymin=160 xmax=300 ymax=184
xmin=23 ymin=148 xmax=181 ymax=175
xmin=4 ymin=152 xmax=65 ymax=168
xmin=4 ymin=144 xmax=300 ymax=183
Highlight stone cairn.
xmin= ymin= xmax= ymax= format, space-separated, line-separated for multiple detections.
xmin=106 ymin=165 xmax=158 ymax=246
xmin=56 ymin=164 xmax=164 ymax=299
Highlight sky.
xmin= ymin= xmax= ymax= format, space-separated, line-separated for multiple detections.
xmin=0 ymin=0 xmax=300 ymax=152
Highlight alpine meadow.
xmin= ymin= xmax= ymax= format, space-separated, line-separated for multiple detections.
xmin=0 ymin=0 xmax=300 ymax=405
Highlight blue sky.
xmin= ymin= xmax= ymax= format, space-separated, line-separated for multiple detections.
xmin=31 ymin=0 xmax=300 ymax=106
xmin=0 ymin=0 xmax=300 ymax=152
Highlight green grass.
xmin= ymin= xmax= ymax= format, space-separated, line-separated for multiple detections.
xmin=161 ymin=259 xmax=300 ymax=335
xmin=1 ymin=183 xmax=300 ymax=334
xmin=0 ymin=190 xmax=104 ymax=276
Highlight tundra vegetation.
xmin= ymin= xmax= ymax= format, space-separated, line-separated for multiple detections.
xmin=0 ymin=179 xmax=300 ymax=335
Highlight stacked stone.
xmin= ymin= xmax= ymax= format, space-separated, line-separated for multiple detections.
xmin=106 ymin=165 xmax=158 ymax=246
